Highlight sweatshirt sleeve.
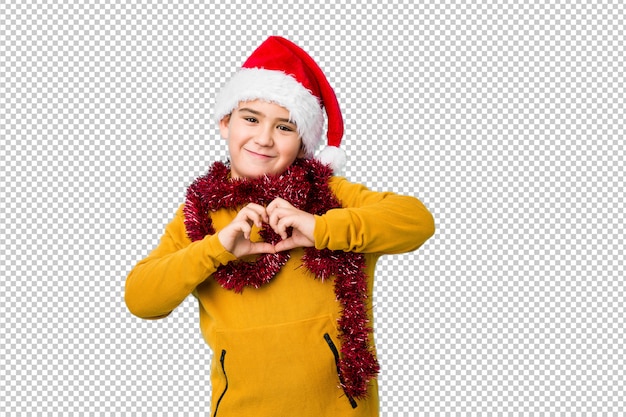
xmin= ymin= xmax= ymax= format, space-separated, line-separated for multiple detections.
xmin=314 ymin=177 xmax=435 ymax=254
xmin=124 ymin=204 xmax=237 ymax=319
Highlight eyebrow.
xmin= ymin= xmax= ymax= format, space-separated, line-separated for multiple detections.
xmin=237 ymin=107 xmax=295 ymax=125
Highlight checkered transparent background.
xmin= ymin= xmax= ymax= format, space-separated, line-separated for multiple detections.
xmin=1 ymin=0 xmax=624 ymax=415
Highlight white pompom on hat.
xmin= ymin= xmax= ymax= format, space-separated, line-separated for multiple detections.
xmin=214 ymin=36 xmax=346 ymax=172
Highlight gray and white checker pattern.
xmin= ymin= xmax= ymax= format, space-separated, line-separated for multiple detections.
xmin=1 ymin=0 xmax=623 ymax=415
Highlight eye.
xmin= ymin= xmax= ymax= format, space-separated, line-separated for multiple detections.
xmin=243 ymin=116 xmax=258 ymax=123
xmin=277 ymin=124 xmax=295 ymax=132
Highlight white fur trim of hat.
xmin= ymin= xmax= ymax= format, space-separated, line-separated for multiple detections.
xmin=213 ymin=68 xmax=324 ymax=159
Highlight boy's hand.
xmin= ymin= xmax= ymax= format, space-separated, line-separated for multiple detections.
xmin=267 ymin=197 xmax=315 ymax=252
xmin=217 ymin=203 xmax=276 ymax=258
xmin=217 ymin=199 xmax=316 ymax=258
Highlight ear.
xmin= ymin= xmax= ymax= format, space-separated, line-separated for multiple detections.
xmin=297 ymin=141 xmax=306 ymax=158
xmin=219 ymin=114 xmax=231 ymax=139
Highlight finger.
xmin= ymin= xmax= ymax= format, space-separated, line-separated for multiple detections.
xmin=266 ymin=197 xmax=293 ymax=214
xmin=269 ymin=210 xmax=294 ymax=240
xmin=268 ymin=205 xmax=294 ymax=227
xmin=241 ymin=203 xmax=269 ymax=222
xmin=217 ymin=220 xmax=253 ymax=254
xmin=266 ymin=197 xmax=284 ymax=209
xmin=267 ymin=206 xmax=281 ymax=234
xmin=246 ymin=203 xmax=270 ymax=223
xmin=246 ymin=242 xmax=277 ymax=255
xmin=273 ymin=238 xmax=297 ymax=253
xmin=238 ymin=205 xmax=269 ymax=227
xmin=234 ymin=220 xmax=252 ymax=240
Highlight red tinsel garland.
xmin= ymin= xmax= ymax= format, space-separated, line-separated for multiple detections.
xmin=183 ymin=158 xmax=379 ymax=399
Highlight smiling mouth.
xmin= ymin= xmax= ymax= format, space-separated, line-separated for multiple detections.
xmin=245 ymin=149 xmax=275 ymax=159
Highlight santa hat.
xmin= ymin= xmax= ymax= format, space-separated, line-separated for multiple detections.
xmin=214 ymin=36 xmax=346 ymax=172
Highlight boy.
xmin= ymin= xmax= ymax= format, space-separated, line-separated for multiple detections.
xmin=125 ymin=36 xmax=434 ymax=416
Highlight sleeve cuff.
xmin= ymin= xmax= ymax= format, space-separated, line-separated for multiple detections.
xmin=202 ymin=233 xmax=238 ymax=266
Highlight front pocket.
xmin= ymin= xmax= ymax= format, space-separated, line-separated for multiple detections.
xmin=212 ymin=350 xmax=228 ymax=417
xmin=324 ymin=333 xmax=358 ymax=409
xmin=211 ymin=316 xmax=356 ymax=416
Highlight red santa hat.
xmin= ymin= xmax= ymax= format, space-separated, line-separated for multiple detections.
xmin=214 ymin=36 xmax=346 ymax=172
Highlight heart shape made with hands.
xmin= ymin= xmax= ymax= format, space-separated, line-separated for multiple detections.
xmin=213 ymin=219 xmax=292 ymax=292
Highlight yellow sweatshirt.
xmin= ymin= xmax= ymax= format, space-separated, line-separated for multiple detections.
xmin=125 ymin=176 xmax=434 ymax=417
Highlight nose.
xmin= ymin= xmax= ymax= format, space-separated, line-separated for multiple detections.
xmin=254 ymin=125 xmax=274 ymax=147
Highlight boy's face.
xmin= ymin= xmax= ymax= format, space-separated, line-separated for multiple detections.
xmin=220 ymin=100 xmax=305 ymax=179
